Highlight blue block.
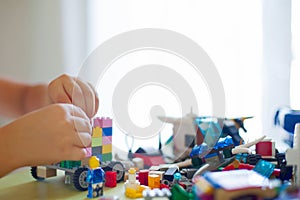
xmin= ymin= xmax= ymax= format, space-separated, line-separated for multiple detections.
xmin=253 ymin=159 xmax=275 ymax=178
xmin=102 ymin=127 xmax=112 ymax=136
xmin=96 ymin=154 xmax=102 ymax=161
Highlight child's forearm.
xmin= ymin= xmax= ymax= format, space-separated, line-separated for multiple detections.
xmin=0 ymin=79 xmax=50 ymax=118
xmin=23 ymin=84 xmax=51 ymax=114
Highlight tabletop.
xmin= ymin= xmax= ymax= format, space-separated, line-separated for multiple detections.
xmin=0 ymin=167 xmax=134 ymax=200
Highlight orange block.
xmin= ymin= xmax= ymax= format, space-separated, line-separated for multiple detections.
xmin=148 ymin=174 xmax=160 ymax=189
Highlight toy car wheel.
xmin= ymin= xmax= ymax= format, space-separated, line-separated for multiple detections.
xmin=73 ymin=167 xmax=89 ymax=191
xmin=31 ymin=166 xmax=45 ymax=181
xmin=108 ymin=161 xmax=125 ymax=182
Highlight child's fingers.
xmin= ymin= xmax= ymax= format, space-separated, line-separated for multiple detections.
xmin=72 ymin=116 xmax=92 ymax=134
xmin=71 ymin=80 xmax=87 ymax=116
xmin=66 ymin=104 xmax=89 ymax=121
xmin=88 ymin=82 xmax=99 ymax=117
xmin=76 ymin=79 xmax=96 ymax=118
xmin=67 ymin=147 xmax=89 ymax=161
xmin=48 ymin=75 xmax=73 ymax=103
xmin=74 ymin=132 xmax=92 ymax=148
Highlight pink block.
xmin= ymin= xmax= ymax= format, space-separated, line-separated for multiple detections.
xmin=100 ymin=117 xmax=112 ymax=128
xmin=93 ymin=118 xmax=102 ymax=127
xmin=103 ymin=136 xmax=112 ymax=145
xmin=85 ymin=147 xmax=92 ymax=157
xmin=93 ymin=117 xmax=112 ymax=128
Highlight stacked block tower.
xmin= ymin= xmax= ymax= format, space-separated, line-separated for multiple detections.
xmin=87 ymin=117 xmax=113 ymax=162
xmin=60 ymin=117 xmax=113 ymax=169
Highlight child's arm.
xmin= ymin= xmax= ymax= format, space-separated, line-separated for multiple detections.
xmin=0 ymin=74 xmax=99 ymax=177
xmin=0 ymin=78 xmax=48 ymax=117
xmin=0 ymin=74 xmax=99 ymax=118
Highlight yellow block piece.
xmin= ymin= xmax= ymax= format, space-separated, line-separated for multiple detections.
xmin=125 ymin=185 xmax=148 ymax=198
xmin=102 ymin=144 xmax=112 ymax=154
xmin=92 ymin=127 xmax=102 ymax=138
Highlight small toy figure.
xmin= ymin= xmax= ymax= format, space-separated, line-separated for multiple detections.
xmin=86 ymin=156 xmax=105 ymax=198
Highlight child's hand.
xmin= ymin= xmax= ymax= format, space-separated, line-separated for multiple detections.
xmin=48 ymin=74 xmax=99 ymax=118
xmin=0 ymin=104 xmax=91 ymax=171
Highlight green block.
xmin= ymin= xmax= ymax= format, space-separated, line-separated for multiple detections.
xmin=102 ymin=153 xmax=112 ymax=162
xmin=92 ymin=137 xmax=102 ymax=147
xmin=60 ymin=161 xmax=66 ymax=168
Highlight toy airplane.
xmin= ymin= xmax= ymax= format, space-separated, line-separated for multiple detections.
xmin=158 ymin=109 xmax=253 ymax=159
xmin=157 ymin=109 xmax=198 ymax=159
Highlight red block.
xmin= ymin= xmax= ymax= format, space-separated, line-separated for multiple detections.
xmin=138 ymin=169 xmax=149 ymax=186
xmin=256 ymin=140 xmax=274 ymax=157
xmin=105 ymin=171 xmax=117 ymax=188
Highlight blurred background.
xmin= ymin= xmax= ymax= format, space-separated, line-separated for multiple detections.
xmin=0 ymin=0 xmax=299 ymax=152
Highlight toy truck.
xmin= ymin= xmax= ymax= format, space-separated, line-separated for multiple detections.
xmin=31 ymin=117 xmax=125 ymax=191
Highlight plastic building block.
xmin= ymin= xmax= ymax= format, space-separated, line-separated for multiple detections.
xmin=102 ymin=136 xmax=112 ymax=145
xmin=93 ymin=117 xmax=102 ymax=127
xmin=124 ymin=168 xmax=149 ymax=198
xmin=60 ymin=160 xmax=81 ymax=169
xmin=102 ymin=153 xmax=112 ymax=162
xmin=256 ymin=139 xmax=275 ymax=157
xmin=286 ymin=123 xmax=300 ymax=186
xmin=93 ymin=117 xmax=112 ymax=128
xmin=171 ymin=183 xmax=194 ymax=200
xmin=148 ymin=174 xmax=160 ymax=189
xmin=92 ymin=137 xmax=102 ymax=147
xmin=163 ymin=167 xmax=179 ymax=182
xmin=103 ymin=144 xmax=112 ymax=154
xmin=149 ymin=171 xmax=165 ymax=181
xmin=105 ymin=171 xmax=117 ymax=188
xmin=138 ymin=169 xmax=149 ymax=186
xmin=37 ymin=167 xmax=57 ymax=178
xmin=253 ymin=159 xmax=275 ymax=178
xmin=92 ymin=127 xmax=103 ymax=138
xmin=92 ymin=146 xmax=102 ymax=156
xmin=94 ymin=117 xmax=113 ymax=128
xmin=201 ymin=169 xmax=278 ymax=200
xmin=274 ymin=107 xmax=300 ymax=134
xmin=94 ymin=117 xmax=112 ymax=128
xmin=132 ymin=157 xmax=144 ymax=170
xmin=143 ymin=188 xmax=172 ymax=200
xmin=86 ymin=156 xmax=105 ymax=198
xmin=102 ymin=127 xmax=113 ymax=136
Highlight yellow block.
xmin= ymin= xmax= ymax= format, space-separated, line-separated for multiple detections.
xmin=92 ymin=127 xmax=102 ymax=138
xmin=102 ymin=144 xmax=112 ymax=154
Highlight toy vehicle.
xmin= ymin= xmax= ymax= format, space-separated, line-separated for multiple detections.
xmin=31 ymin=117 xmax=125 ymax=191
xmin=159 ymin=111 xmax=252 ymax=160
